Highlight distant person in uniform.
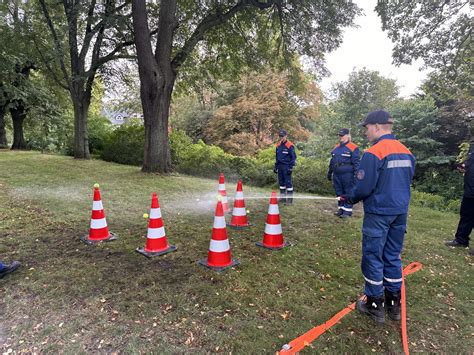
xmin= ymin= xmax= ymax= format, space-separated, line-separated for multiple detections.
xmin=340 ymin=110 xmax=415 ymax=324
xmin=445 ymin=142 xmax=474 ymax=255
xmin=327 ymin=128 xmax=360 ymax=217
xmin=274 ymin=129 xmax=296 ymax=205
xmin=0 ymin=260 xmax=21 ymax=279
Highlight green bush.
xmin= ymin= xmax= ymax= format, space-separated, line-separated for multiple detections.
xmin=101 ymin=122 xmax=144 ymax=166
xmin=411 ymin=190 xmax=459 ymax=213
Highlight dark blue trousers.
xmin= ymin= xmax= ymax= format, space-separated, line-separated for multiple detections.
xmin=333 ymin=172 xmax=354 ymax=215
xmin=361 ymin=213 xmax=407 ymax=297
xmin=455 ymin=197 xmax=473 ymax=245
xmin=277 ymin=165 xmax=293 ymax=194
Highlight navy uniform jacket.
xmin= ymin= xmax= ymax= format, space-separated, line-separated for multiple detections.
xmin=328 ymin=141 xmax=360 ymax=175
xmin=275 ymin=140 xmax=296 ymax=168
xmin=349 ymin=134 xmax=415 ymax=215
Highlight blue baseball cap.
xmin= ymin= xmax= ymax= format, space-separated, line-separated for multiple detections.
xmin=338 ymin=128 xmax=349 ymax=136
xmin=278 ymin=129 xmax=287 ymax=137
xmin=359 ymin=110 xmax=394 ymax=127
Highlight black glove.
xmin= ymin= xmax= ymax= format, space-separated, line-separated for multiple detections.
xmin=327 ymin=172 xmax=332 ymax=181
xmin=273 ymin=167 xmax=278 ymax=174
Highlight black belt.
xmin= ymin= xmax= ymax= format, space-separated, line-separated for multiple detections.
xmin=335 ymin=163 xmax=351 ymax=167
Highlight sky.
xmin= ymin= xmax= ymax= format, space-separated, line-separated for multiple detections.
xmin=319 ymin=0 xmax=430 ymax=98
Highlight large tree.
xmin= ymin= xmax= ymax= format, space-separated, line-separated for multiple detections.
xmin=376 ymin=0 xmax=472 ymax=95
xmin=35 ymin=0 xmax=134 ymax=158
xmin=132 ymin=0 xmax=360 ymax=172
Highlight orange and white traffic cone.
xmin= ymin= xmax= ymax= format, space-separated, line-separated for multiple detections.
xmin=199 ymin=200 xmax=240 ymax=271
xmin=217 ymin=173 xmax=230 ymax=213
xmin=81 ymin=184 xmax=117 ymax=245
xmin=256 ymin=191 xmax=288 ymax=250
xmin=136 ymin=192 xmax=177 ymax=258
xmin=228 ymin=180 xmax=250 ymax=229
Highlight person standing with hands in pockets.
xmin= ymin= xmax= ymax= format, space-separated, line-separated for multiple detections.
xmin=274 ymin=129 xmax=296 ymax=205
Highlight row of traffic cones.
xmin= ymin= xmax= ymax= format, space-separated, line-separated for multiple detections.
xmin=81 ymin=180 xmax=288 ymax=270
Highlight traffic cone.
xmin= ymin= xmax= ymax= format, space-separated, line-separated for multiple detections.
xmin=81 ymin=184 xmax=117 ymax=245
xmin=217 ymin=173 xmax=230 ymax=213
xmin=228 ymin=180 xmax=250 ymax=229
xmin=256 ymin=191 xmax=288 ymax=250
xmin=136 ymin=192 xmax=177 ymax=258
xmin=199 ymin=200 xmax=240 ymax=271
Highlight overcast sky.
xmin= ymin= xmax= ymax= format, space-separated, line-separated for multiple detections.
xmin=319 ymin=0 xmax=430 ymax=98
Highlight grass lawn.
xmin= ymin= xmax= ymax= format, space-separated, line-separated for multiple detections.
xmin=0 ymin=150 xmax=472 ymax=353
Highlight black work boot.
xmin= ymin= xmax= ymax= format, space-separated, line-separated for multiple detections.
xmin=385 ymin=290 xmax=401 ymax=321
xmin=279 ymin=190 xmax=286 ymax=204
xmin=0 ymin=261 xmax=21 ymax=279
xmin=334 ymin=209 xmax=343 ymax=216
xmin=356 ymin=296 xmax=385 ymax=324
xmin=286 ymin=191 xmax=293 ymax=205
xmin=445 ymin=239 xmax=468 ymax=247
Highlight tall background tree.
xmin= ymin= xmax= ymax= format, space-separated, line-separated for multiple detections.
xmin=132 ymin=0 xmax=361 ymax=172
xmin=34 ymin=0 xmax=134 ymax=158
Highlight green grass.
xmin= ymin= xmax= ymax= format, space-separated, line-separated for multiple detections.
xmin=0 ymin=150 xmax=472 ymax=353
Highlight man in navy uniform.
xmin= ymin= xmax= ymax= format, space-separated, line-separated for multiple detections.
xmin=340 ymin=110 xmax=415 ymax=324
xmin=445 ymin=142 xmax=474 ymax=255
xmin=274 ymin=129 xmax=296 ymax=205
xmin=327 ymin=128 xmax=360 ymax=217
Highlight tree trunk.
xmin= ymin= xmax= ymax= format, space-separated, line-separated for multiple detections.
xmin=132 ymin=0 xmax=177 ymax=173
xmin=71 ymin=84 xmax=91 ymax=159
xmin=10 ymin=104 xmax=27 ymax=150
xmin=0 ymin=105 xmax=8 ymax=148
xmin=141 ymin=72 xmax=175 ymax=173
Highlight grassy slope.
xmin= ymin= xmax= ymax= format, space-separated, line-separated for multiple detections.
xmin=0 ymin=151 xmax=472 ymax=353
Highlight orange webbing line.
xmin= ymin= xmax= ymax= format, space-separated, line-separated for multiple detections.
xmin=278 ymin=262 xmax=422 ymax=354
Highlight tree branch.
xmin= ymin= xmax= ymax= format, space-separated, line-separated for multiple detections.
xmin=78 ymin=0 xmax=97 ymax=66
xmin=32 ymin=36 xmax=69 ymax=90
xmin=171 ymin=2 xmax=248 ymax=70
xmin=38 ymin=0 xmax=71 ymax=88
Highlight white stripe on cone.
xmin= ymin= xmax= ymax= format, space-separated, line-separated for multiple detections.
xmin=92 ymin=201 xmax=103 ymax=211
xmin=90 ymin=218 xmax=107 ymax=229
xmin=232 ymin=207 xmax=246 ymax=216
xmin=209 ymin=239 xmax=230 ymax=252
xmin=147 ymin=227 xmax=166 ymax=239
xmin=268 ymin=204 xmax=279 ymax=215
xmin=218 ymin=184 xmax=226 ymax=190
xmin=264 ymin=223 xmax=282 ymax=235
xmin=235 ymin=191 xmax=244 ymax=200
xmin=149 ymin=208 xmax=162 ymax=219
xmin=213 ymin=216 xmax=226 ymax=229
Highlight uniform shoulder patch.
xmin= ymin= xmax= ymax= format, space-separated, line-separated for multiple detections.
xmin=356 ymin=169 xmax=365 ymax=180
xmin=285 ymin=141 xmax=294 ymax=149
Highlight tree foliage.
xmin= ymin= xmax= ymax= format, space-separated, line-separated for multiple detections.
xmin=203 ymin=70 xmax=320 ymax=155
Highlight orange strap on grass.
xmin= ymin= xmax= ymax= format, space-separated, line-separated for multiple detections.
xmin=278 ymin=262 xmax=422 ymax=354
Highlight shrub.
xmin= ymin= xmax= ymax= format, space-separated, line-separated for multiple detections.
xmin=411 ymin=190 xmax=459 ymax=213
xmin=101 ymin=122 xmax=144 ymax=166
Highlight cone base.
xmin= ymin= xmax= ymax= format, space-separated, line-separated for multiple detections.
xmin=198 ymin=258 xmax=240 ymax=271
xmin=256 ymin=240 xmax=289 ymax=250
xmin=227 ymin=222 xmax=251 ymax=230
xmin=81 ymin=232 xmax=118 ymax=245
xmin=136 ymin=245 xmax=177 ymax=258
